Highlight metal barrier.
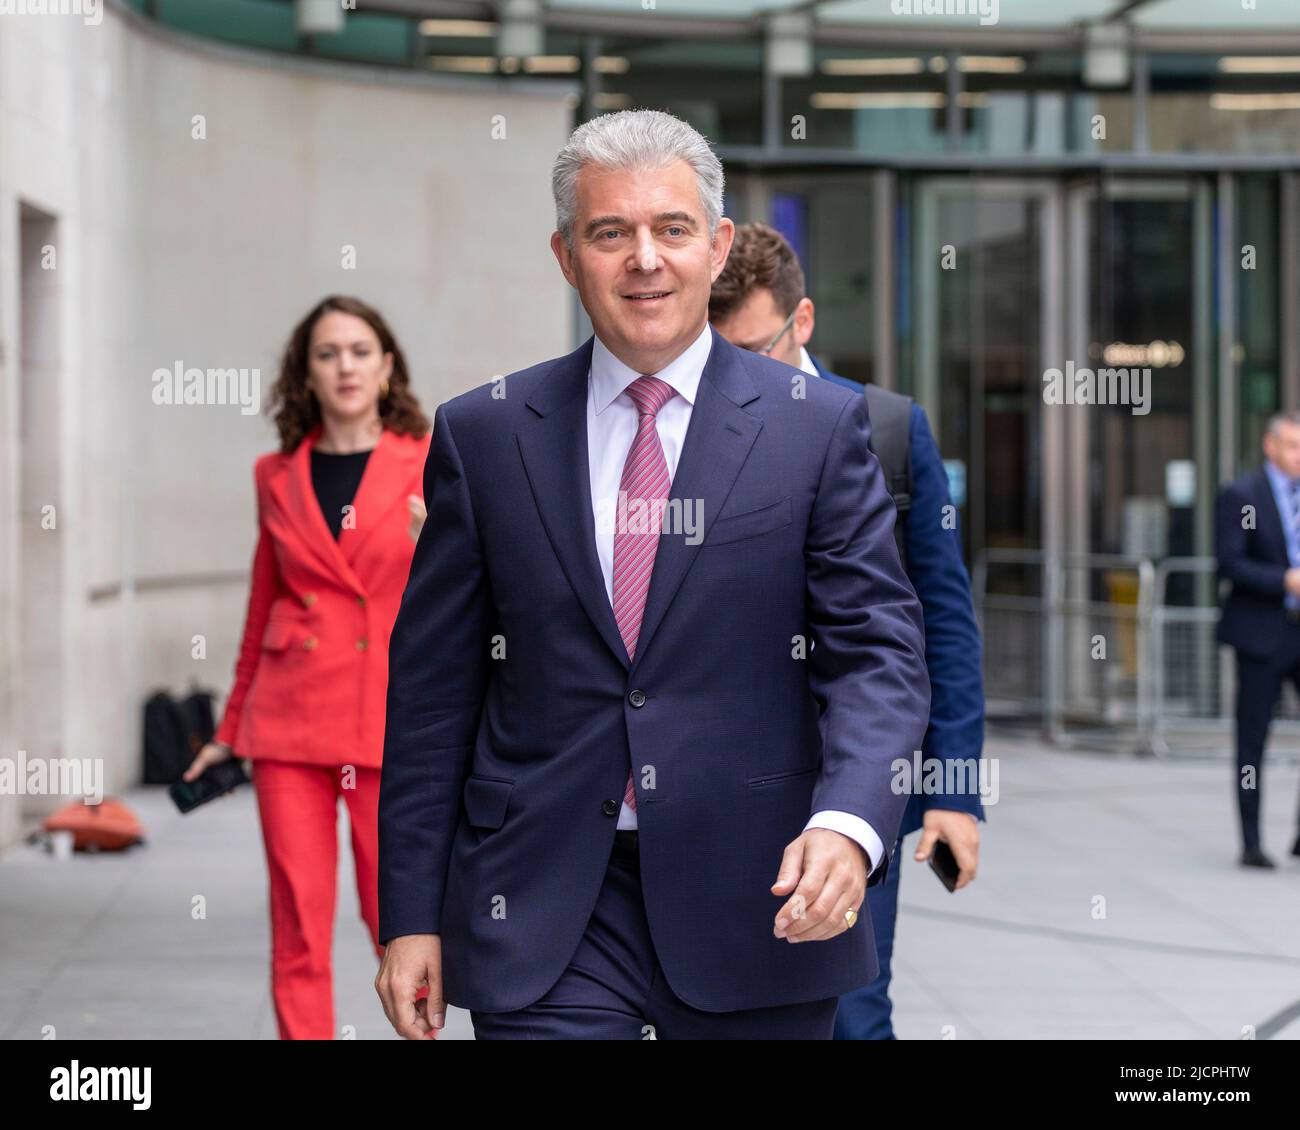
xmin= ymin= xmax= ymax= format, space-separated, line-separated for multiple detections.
xmin=1047 ymin=554 xmax=1154 ymax=751
xmin=1148 ymin=557 xmax=1300 ymax=756
xmin=971 ymin=549 xmax=1049 ymax=724
xmin=972 ymin=550 xmax=1152 ymax=750
xmin=973 ymin=549 xmax=1300 ymax=757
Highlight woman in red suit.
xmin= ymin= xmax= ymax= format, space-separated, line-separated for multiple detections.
xmin=185 ymin=294 xmax=432 ymax=1040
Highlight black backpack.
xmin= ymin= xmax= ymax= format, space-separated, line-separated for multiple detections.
xmin=863 ymin=384 xmax=914 ymax=570
xmin=143 ymin=688 xmax=216 ymax=784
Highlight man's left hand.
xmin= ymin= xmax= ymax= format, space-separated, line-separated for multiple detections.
xmin=913 ymin=809 xmax=980 ymax=890
xmin=770 ymin=828 xmax=867 ymax=943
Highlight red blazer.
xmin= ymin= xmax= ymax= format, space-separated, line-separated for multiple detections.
xmin=215 ymin=422 xmax=432 ymax=767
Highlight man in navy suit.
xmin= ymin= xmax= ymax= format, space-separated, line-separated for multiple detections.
xmin=1215 ymin=411 xmax=1300 ymax=868
xmin=710 ymin=222 xmax=985 ymax=1039
xmin=374 ymin=110 xmax=930 ymax=1039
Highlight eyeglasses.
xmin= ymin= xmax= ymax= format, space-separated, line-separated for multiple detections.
xmin=754 ymin=307 xmax=799 ymax=357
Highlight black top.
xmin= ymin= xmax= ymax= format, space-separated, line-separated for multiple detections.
xmin=311 ymin=447 xmax=373 ymax=540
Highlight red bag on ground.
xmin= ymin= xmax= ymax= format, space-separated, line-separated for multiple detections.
xmin=42 ymin=798 xmax=145 ymax=852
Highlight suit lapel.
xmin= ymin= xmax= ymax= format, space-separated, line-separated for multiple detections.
xmin=338 ymin=428 xmax=420 ymax=564
xmin=1257 ymin=466 xmax=1291 ymax=561
xmin=630 ymin=327 xmax=762 ymax=667
xmin=267 ymin=422 xmax=365 ymax=596
xmin=516 ymin=329 xmax=764 ymax=673
xmin=517 ymin=337 xmax=633 ymax=670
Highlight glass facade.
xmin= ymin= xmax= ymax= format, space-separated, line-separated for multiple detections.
xmin=782 ymin=51 xmax=952 ymax=155
xmin=745 ymin=169 xmax=1293 ymax=573
xmin=591 ymin=40 xmax=764 ymax=147
xmin=1149 ymin=54 xmax=1300 ymax=154
xmin=733 ymin=175 xmax=877 ymax=382
xmin=1086 ymin=186 xmax=1199 ymax=560
xmin=1236 ymin=174 xmax=1282 ymax=471
xmin=911 ymin=181 xmax=1045 ymax=562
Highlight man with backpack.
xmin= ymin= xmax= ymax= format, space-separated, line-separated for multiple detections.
xmin=710 ymin=222 xmax=986 ymax=1039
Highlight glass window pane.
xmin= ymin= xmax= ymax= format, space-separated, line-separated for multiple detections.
xmin=783 ymin=51 xmax=951 ymax=155
xmin=1237 ymin=175 xmax=1281 ymax=473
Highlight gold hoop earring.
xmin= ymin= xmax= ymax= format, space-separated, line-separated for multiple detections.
xmin=380 ymin=379 xmax=390 ymax=398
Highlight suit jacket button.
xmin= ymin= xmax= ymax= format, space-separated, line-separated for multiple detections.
xmin=302 ymin=593 xmax=317 ymax=607
xmin=628 ymin=689 xmax=646 ymax=708
xmin=302 ymin=635 xmax=318 ymax=650
xmin=356 ymin=638 xmax=368 ymax=651
xmin=601 ymin=799 xmax=619 ymax=816
xmin=357 ymin=595 xmax=366 ymax=606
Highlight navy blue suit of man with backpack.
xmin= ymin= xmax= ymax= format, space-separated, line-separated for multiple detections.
xmin=809 ymin=353 xmax=986 ymax=1040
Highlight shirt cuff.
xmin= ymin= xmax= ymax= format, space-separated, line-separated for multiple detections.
xmin=804 ymin=810 xmax=886 ymax=876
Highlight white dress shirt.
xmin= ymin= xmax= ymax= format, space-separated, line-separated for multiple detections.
xmin=586 ymin=322 xmax=886 ymax=876
xmin=798 ymin=345 xmax=820 ymax=379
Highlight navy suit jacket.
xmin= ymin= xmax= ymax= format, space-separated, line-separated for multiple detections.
xmin=809 ymin=356 xmax=985 ymax=839
xmin=378 ymin=326 xmax=931 ymax=1013
xmin=1216 ymin=466 xmax=1296 ymax=660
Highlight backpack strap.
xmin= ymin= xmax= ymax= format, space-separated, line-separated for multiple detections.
xmin=862 ymin=385 xmax=914 ymax=570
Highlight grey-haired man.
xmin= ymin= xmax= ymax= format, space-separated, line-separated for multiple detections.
xmin=375 ymin=110 xmax=929 ymax=1039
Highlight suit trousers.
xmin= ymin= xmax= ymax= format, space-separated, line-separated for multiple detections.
xmin=252 ymin=758 xmax=384 ymax=1040
xmin=832 ymin=835 xmax=903 ymax=1040
xmin=469 ymin=832 xmax=840 ymax=1039
xmin=1234 ymin=643 xmax=1300 ymax=852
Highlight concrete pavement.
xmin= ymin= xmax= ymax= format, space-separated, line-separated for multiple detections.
xmin=2 ymin=735 xmax=1297 ymax=1040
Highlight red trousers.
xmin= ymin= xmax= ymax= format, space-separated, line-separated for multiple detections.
xmin=253 ymin=759 xmax=436 ymax=1040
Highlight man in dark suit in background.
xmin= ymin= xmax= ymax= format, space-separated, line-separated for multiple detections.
xmin=374 ymin=110 xmax=931 ymax=1039
xmin=1216 ymin=411 xmax=1300 ymax=869
xmin=710 ymin=222 xmax=985 ymax=1039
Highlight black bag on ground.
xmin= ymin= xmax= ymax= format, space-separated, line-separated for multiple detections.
xmin=143 ymin=688 xmax=216 ymax=784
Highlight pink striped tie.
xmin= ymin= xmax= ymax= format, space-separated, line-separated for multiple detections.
xmin=612 ymin=374 xmax=677 ymax=812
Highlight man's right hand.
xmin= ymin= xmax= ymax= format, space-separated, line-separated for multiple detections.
xmin=1285 ymin=568 xmax=1300 ymax=598
xmin=375 ymin=933 xmax=444 ymax=1040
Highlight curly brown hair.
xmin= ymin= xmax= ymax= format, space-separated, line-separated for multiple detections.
xmin=708 ymin=222 xmax=806 ymax=322
xmin=267 ymin=295 xmax=430 ymax=453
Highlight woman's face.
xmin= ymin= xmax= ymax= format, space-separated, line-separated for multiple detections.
xmin=305 ymin=311 xmax=393 ymax=423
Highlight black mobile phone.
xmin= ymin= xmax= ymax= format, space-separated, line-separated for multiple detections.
xmin=168 ymin=758 xmax=250 ymax=814
xmin=928 ymin=839 xmax=961 ymax=892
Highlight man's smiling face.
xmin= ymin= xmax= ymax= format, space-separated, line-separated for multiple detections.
xmin=551 ymin=158 xmax=734 ymax=375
